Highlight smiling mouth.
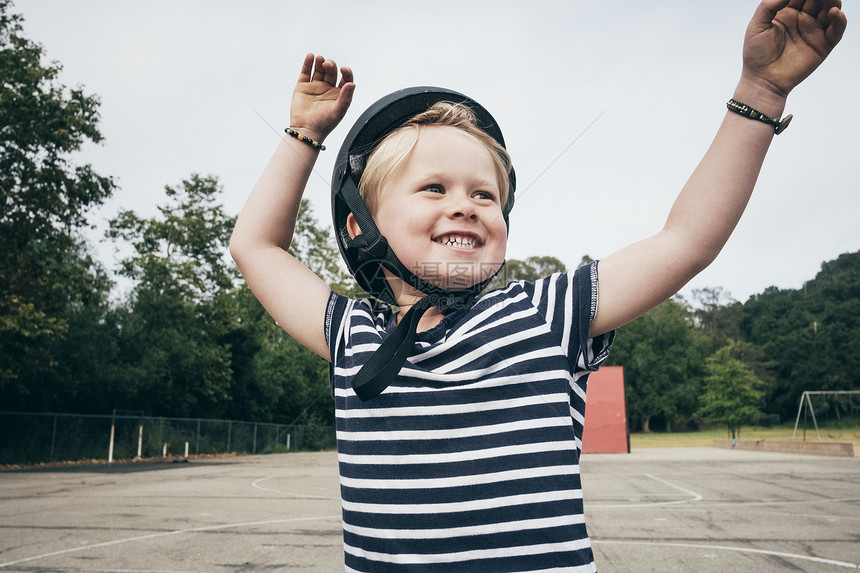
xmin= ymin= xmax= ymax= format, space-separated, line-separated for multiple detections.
xmin=434 ymin=234 xmax=482 ymax=249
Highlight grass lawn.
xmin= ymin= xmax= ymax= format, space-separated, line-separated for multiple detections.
xmin=629 ymin=425 xmax=859 ymax=448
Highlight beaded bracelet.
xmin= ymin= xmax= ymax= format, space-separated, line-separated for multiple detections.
xmin=726 ymin=99 xmax=793 ymax=135
xmin=285 ymin=128 xmax=325 ymax=150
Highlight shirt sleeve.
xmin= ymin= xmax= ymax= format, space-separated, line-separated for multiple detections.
xmin=572 ymin=261 xmax=615 ymax=372
xmin=520 ymin=261 xmax=614 ymax=374
xmin=324 ymin=290 xmax=352 ymax=396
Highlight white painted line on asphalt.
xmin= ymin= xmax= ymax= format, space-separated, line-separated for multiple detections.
xmin=0 ymin=515 xmax=343 ymax=569
xmin=593 ymin=540 xmax=859 ymax=569
xmin=36 ymin=569 xmax=198 ymax=573
xmin=588 ymin=473 xmax=703 ymax=508
xmin=251 ymin=475 xmax=338 ymax=499
xmin=651 ymin=502 xmax=860 ymax=523
xmin=693 ymin=496 xmax=860 ymax=508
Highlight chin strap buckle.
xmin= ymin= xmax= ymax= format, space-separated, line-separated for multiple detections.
xmin=349 ymin=233 xmax=389 ymax=259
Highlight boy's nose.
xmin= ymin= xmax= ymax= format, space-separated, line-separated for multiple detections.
xmin=447 ymin=192 xmax=477 ymax=219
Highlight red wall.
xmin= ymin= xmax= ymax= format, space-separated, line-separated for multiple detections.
xmin=581 ymin=366 xmax=629 ymax=454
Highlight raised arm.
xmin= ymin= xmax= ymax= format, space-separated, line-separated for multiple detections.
xmin=590 ymin=0 xmax=847 ymax=337
xmin=230 ymin=54 xmax=355 ymax=359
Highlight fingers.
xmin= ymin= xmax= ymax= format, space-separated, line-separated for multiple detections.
xmin=825 ymin=4 xmax=848 ymax=46
xmin=755 ymin=0 xmax=792 ymax=24
xmin=311 ymin=55 xmax=327 ymax=83
xmin=299 ymin=53 xmax=352 ymax=88
xmin=339 ymin=66 xmax=355 ymax=87
xmin=297 ymin=53 xmax=315 ymax=83
xmin=747 ymin=0 xmax=791 ymax=37
xmin=334 ymin=82 xmax=356 ymax=119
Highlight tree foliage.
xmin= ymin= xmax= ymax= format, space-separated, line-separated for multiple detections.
xmin=737 ymin=251 xmax=860 ymax=417
xmin=105 ymin=175 xmax=237 ymax=417
xmin=607 ymin=298 xmax=711 ymax=432
xmin=487 ymin=255 xmax=568 ymax=290
xmin=104 ymin=184 xmax=338 ymax=423
xmin=696 ymin=341 xmax=766 ymax=439
xmin=108 ymin=174 xmax=238 ymax=297
xmin=0 ymin=0 xmax=115 ymax=403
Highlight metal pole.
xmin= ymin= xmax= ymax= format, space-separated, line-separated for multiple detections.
xmin=803 ymin=398 xmax=808 ymax=442
xmin=137 ymin=425 xmax=143 ymax=459
xmin=792 ymin=392 xmax=805 ymax=441
xmin=50 ymin=414 xmax=58 ymax=462
xmin=108 ymin=409 xmax=116 ymax=465
xmin=807 ymin=393 xmax=822 ymax=441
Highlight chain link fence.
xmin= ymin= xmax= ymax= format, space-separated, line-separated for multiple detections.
xmin=0 ymin=411 xmax=336 ymax=466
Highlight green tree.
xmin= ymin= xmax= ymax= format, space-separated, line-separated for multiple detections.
xmin=107 ymin=185 xmax=341 ymax=424
xmin=107 ymin=175 xmax=237 ymax=417
xmin=109 ymin=174 xmax=238 ymax=299
xmin=487 ymin=255 xmax=567 ymax=290
xmin=607 ymin=298 xmax=711 ymax=432
xmin=217 ymin=285 xmax=333 ymax=426
xmin=692 ymin=286 xmax=744 ymax=344
xmin=697 ymin=341 xmax=766 ymax=439
xmin=732 ymin=252 xmax=860 ymax=420
xmin=577 ymin=254 xmax=594 ymax=268
xmin=0 ymin=1 xmax=115 ymax=407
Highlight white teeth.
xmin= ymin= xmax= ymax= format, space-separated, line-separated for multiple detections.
xmin=438 ymin=235 xmax=476 ymax=248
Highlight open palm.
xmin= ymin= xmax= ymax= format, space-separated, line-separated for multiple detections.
xmin=289 ymin=54 xmax=355 ymax=140
xmin=743 ymin=0 xmax=847 ymax=96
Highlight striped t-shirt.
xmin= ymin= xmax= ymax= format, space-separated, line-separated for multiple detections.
xmin=324 ymin=262 xmax=614 ymax=572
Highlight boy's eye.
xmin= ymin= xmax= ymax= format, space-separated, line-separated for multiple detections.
xmin=474 ymin=190 xmax=498 ymax=202
xmin=421 ymin=184 xmax=445 ymax=194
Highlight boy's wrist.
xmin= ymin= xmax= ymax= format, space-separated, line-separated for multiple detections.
xmin=732 ymin=75 xmax=788 ymax=119
xmin=285 ymin=127 xmax=326 ymax=151
xmin=287 ymin=125 xmax=326 ymax=145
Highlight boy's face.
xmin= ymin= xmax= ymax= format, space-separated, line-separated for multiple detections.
xmin=372 ymin=126 xmax=508 ymax=292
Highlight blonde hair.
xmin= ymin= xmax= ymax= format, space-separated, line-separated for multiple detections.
xmin=359 ymin=102 xmax=512 ymax=213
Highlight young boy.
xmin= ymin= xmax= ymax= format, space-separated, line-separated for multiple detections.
xmin=230 ymin=1 xmax=846 ymax=570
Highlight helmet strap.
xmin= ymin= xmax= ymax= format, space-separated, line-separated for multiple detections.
xmin=351 ymin=294 xmax=436 ymax=401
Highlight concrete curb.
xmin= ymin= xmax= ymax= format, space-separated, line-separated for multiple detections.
xmin=713 ymin=439 xmax=857 ymax=457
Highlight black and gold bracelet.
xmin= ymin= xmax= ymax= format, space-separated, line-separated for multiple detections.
xmin=726 ymin=99 xmax=792 ymax=135
xmin=285 ymin=128 xmax=325 ymax=150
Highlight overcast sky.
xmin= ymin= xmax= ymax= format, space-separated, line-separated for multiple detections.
xmin=13 ymin=0 xmax=859 ymax=305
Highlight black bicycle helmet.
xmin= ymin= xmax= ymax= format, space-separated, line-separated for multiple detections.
xmin=331 ymin=86 xmax=516 ymax=307
xmin=330 ymin=86 xmax=516 ymax=401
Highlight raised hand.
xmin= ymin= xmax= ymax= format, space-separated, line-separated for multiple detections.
xmin=289 ymin=53 xmax=355 ymax=141
xmin=742 ymin=0 xmax=847 ymax=97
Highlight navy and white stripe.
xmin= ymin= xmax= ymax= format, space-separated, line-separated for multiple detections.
xmin=325 ymin=262 xmax=614 ymax=572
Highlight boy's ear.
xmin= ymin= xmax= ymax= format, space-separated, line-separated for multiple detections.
xmin=346 ymin=213 xmax=362 ymax=240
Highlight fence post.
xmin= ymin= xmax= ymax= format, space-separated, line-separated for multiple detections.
xmin=253 ymin=423 xmax=257 ymax=455
xmin=108 ymin=409 xmax=116 ymax=465
xmin=136 ymin=424 xmax=143 ymax=459
xmin=196 ymin=419 xmax=201 ymax=455
xmin=50 ymin=415 xmax=58 ymax=462
xmin=227 ymin=420 xmax=232 ymax=452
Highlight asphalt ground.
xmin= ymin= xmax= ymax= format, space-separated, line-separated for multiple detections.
xmin=0 ymin=447 xmax=857 ymax=572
